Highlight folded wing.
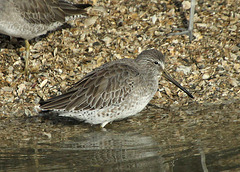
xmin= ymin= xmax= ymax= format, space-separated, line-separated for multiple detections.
xmin=40 ymin=62 xmax=140 ymax=111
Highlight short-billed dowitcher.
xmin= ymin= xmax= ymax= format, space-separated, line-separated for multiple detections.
xmin=40 ymin=49 xmax=193 ymax=127
xmin=0 ymin=0 xmax=91 ymax=74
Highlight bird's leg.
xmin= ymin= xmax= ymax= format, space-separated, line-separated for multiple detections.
xmin=101 ymin=121 xmax=109 ymax=128
xmin=168 ymin=0 xmax=196 ymax=42
xmin=24 ymin=39 xmax=30 ymax=75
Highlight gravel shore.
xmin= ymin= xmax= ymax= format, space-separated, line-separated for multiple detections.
xmin=0 ymin=0 xmax=239 ymax=118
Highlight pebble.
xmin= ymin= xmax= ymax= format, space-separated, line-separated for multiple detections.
xmin=182 ymin=1 xmax=191 ymax=10
xmin=40 ymin=79 xmax=48 ymax=88
xmin=202 ymin=74 xmax=210 ymax=80
xmin=176 ymin=65 xmax=192 ymax=75
xmin=229 ymin=78 xmax=238 ymax=87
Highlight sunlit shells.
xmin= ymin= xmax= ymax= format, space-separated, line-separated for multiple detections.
xmin=229 ymin=78 xmax=238 ymax=87
xmin=1 ymin=87 xmax=13 ymax=92
xmin=0 ymin=0 xmax=239 ymax=118
xmin=40 ymin=79 xmax=48 ymax=88
xmin=90 ymin=6 xmax=108 ymax=16
xmin=152 ymin=15 xmax=157 ymax=24
xmin=84 ymin=16 xmax=98 ymax=27
xmin=17 ymin=83 xmax=26 ymax=96
xmin=202 ymin=73 xmax=210 ymax=80
xmin=176 ymin=65 xmax=192 ymax=75
xmin=182 ymin=1 xmax=191 ymax=10
xmin=102 ymin=37 xmax=112 ymax=46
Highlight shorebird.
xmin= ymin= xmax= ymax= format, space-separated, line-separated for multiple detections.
xmin=40 ymin=49 xmax=194 ymax=128
xmin=0 ymin=0 xmax=91 ymax=74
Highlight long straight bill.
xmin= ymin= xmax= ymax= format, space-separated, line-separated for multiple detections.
xmin=162 ymin=71 xmax=194 ymax=98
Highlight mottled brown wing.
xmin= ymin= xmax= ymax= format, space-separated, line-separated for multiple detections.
xmin=40 ymin=62 xmax=140 ymax=111
xmin=16 ymin=0 xmax=91 ymax=24
xmin=57 ymin=0 xmax=91 ymax=15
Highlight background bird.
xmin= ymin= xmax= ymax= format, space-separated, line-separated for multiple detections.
xmin=0 ymin=0 xmax=91 ymax=74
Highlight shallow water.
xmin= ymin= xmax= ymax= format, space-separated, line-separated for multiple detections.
xmin=0 ymin=99 xmax=240 ymax=171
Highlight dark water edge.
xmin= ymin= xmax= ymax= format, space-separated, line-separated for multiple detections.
xmin=0 ymin=99 xmax=239 ymax=172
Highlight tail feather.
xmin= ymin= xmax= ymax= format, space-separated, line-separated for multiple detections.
xmin=59 ymin=1 xmax=92 ymax=16
xmin=39 ymin=90 xmax=76 ymax=110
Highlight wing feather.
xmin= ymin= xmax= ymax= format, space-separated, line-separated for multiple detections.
xmin=40 ymin=61 xmax=140 ymax=111
xmin=16 ymin=0 xmax=91 ymax=24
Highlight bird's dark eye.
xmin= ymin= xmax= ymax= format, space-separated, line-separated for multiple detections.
xmin=154 ymin=61 xmax=159 ymax=64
